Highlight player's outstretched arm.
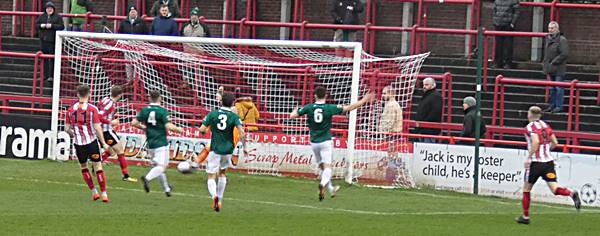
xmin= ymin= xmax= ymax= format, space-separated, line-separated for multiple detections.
xmin=237 ymin=124 xmax=247 ymax=152
xmin=198 ymin=124 xmax=209 ymax=133
xmin=131 ymin=118 xmax=146 ymax=130
xmin=94 ymin=123 xmax=110 ymax=149
xmin=342 ymin=91 xmax=374 ymax=112
xmin=289 ymin=107 xmax=301 ymax=119
xmin=165 ymin=122 xmax=183 ymax=134
xmin=528 ymin=134 xmax=540 ymax=158
xmin=64 ymin=124 xmax=74 ymax=137
xmin=550 ymin=134 xmax=559 ymax=150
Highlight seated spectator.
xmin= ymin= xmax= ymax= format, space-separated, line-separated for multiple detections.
xmin=235 ymin=96 xmax=260 ymax=131
xmin=118 ymin=6 xmax=148 ymax=35
xmin=151 ymin=5 xmax=179 ymax=36
xmin=182 ymin=7 xmax=210 ymax=37
xmin=460 ymin=96 xmax=487 ymax=144
xmin=35 ymin=1 xmax=64 ymax=81
xmin=150 ymin=0 xmax=181 ymax=18
xmin=70 ymin=0 xmax=94 ymax=31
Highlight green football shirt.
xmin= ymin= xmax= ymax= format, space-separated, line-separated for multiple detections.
xmin=136 ymin=104 xmax=171 ymax=149
xmin=298 ymin=103 xmax=344 ymax=143
xmin=202 ymin=107 xmax=243 ymax=155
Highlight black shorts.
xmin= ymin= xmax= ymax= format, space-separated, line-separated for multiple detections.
xmin=74 ymin=142 xmax=102 ymax=164
xmin=103 ymin=130 xmax=120 ymax=147
xmin=526 ymin=161 xmax=557 ymax=184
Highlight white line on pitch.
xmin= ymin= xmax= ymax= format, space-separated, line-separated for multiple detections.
xmin=2 ymin=176 xmax=599 ymax=216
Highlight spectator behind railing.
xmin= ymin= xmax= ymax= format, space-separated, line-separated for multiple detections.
xmin=414 ymin=78 xmax=443 ymax=143
xmin=34 ymin=1 xmax=64 ymax=82
xmin=493 ymin=0 xmax=520 ymax=69
xmin=182 ymin=7 xmax=210 ymax=37
xmin=151 ymin=5 xmax=179 ymax=36
xmin=149 ymin=0 xmax=181 ymax=18
xmin=118 ymin=6 xmax=148 ymax=35
xmin=460 ymin=96 xmax=487 ymax=145
xmin=234 ymin=96 xmax=260 ymax=132
xmin=378 ymin=85 xmax=403 ymax=134
xmin=70 ymin=0 xmax=94 ymax=31
xmin=543 ymin=21 xmax=569 ymax=114
xmin=331 ymin=0 xmax=363 ymax=42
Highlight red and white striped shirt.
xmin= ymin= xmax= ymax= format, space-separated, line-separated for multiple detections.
xmin=66 ymin=102 xmax=101 ymax=146
xmin=97 ymin=97 xmax=116 ymax=131
xmin=525 ymin=120 xmax=555 ymax=162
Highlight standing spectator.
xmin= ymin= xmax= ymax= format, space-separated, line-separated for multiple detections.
xmin=69 ymin=0 xmax=94 ymax=31
xmin=150 ymin=0 xmax=181 ymax=18
xmin=493 ymin=0 xmax=519 ymax=69
xmin=182 ymin=7 xmax=211 ymax=37
xmin=543 ymin=21 xmax=568 ymax=113
xmin=378 ymin=85 xmax=403 ymax=134
xmin=414 ymin=78 xmax=443 ymax=143
xmin=234 ymin=96 xmax=260 ymax=132
xmin=460 ymin=96 xmax=487 ymax=144
xmin=151 ymin=5 xmax=179 ymax=36
xmin=35 ymin=1 xmax=64 ymax=81
xmin=118 ymin=6 xmax=148 ymax=35
xmin=331 ymin=0 xmax=363 ymax=42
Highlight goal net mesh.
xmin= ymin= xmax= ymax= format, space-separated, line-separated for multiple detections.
xmin=55 ymin=34 xmax=428 ymax=188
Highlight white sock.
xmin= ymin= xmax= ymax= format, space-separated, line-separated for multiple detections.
xmin=207 ymin=179 xmax=217 ymax=198
xmin=92 ymin=188 xmax=98 ymax=195
xmin=327 ymin=181 xmax=335 ymax=193
xmin=145 ymin=166 xmax=165 ymax=181
xmin=158 ymin=173 xmax=171 ymax=192
xmin=320 ymin=168 xmax=332 ymax=187
xmin=217 ymin=176 xmax=227 ymax=200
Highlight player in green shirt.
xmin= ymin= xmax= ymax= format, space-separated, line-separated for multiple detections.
xmin=290 ymin=86 xmax=373 ymax=201
xmin=198 ymin=92 xmax=247 ymax=212
xmin=132 ymin=91 xmax=183 ymax=197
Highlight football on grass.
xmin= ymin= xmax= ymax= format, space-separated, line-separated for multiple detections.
xmin=177 ymin=161 xmax=193 ymax=174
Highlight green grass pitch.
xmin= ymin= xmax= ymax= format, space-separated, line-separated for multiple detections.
xmin=1 ymin=158 xmax=599 ymax=235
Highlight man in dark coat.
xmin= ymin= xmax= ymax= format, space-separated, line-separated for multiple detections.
xmin=414 ymin=77 xmax=443 ymax=143
xmin=150 ymin=5 xmax=179 ymax=36
xmin=34 ymin=1 xmax=65 ymax=81
xmin=118 ymin=6 xmax=148 ymax=34
xmin=460 ymin=97 xmax=486 ymax=143
xmin=493 ymin=0 xmax=520 ymax=69
xmin=543 ymin=21 xmax=568 ymax=113
xmin=331 ymin=0 xmax=363 ymax=42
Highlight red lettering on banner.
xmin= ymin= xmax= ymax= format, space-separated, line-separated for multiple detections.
xmin=280 ymin=152 xmax=313 ymax=166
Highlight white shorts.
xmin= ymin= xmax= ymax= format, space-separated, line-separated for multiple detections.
xmin=311 ymin=140 xmax=333 ymax=165
xmin=206 ymin=152 xmax=232 ymax=174
xmin=148 ymin=146 xmax=169 ymax=166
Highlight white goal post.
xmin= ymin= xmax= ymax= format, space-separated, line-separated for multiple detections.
xmin=50 ymin=31 xmax=428 ymax=188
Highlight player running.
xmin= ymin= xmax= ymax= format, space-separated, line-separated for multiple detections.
xmin=97 ymin=85 xmax=137 ymax=182
xmin=65 ymin=85 xmax=111 ymax=202
xmin=516 ymin=106 xmax=581 ymax=225
xmin=198 ymin=92 xmax=247 ymax=212
xmin=290 ymin=86 xmax=374 ymax=201
xmin=132 ymin=91 xmax=183 ymax=197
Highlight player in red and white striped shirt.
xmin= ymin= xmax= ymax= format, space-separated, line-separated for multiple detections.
xmin=65 ymin=85 xmax=111 ymax=203
xmin=97 ymin=86 xmax=137 ymax=182
xmin=516 ymin=106 xmax=581 ymax=224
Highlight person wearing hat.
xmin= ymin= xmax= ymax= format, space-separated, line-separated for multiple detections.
xmin=118 ymin=6 xmax=148 ymax=35
xmin=34 ymin=1 xmax=64 ymax=81
xmin=182 ymin=7 xmax=210 ymax=37
xmin=460 ymin=96 xmax=487 ymax=143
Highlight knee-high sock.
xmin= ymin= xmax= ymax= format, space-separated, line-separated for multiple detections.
xmin=117 ymin=154 xmax=129 ymax=177
xmin=81 ymin=168 xmax=96 ymax=191
xmin=145 ymin=166 xmax=165 ymax=181
xmin=101 ymin=151 xmax=111 ymax=162
xmin=327 ymin=181 xmax=335 ymax=193
xmin=207 ymin=179 xmax=217 ymax=198
xmin=217 ymin=176 xmax=227 ymax=199
xmin=158 ymin=173 xmax=171 ymax=192
xmin=522 ymin=192 xmax=531 ymax=217
xmin=96 ymin=170 xmax=107 ymax=193
xmin=320 ymin=168 xmax=332 ymax=187
xmin=555 ymin=187 xmax=572 ymax=196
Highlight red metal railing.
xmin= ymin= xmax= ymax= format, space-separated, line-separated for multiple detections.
xmin=492 ymin=75 xmax=600 ymax=150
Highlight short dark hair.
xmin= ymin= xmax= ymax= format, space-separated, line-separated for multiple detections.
xmin=77 ymin=85 xmax=90 ymax=98
xmin=160 ymin=4 xmax=169 ymax=10
xmin=314 ymin=86 xmax=327 ymax=99
xmin=221 ymin=92 xmax=235 ymax=107
xmin=111 ymin=85 xmax=123 ymax=98
xmin=149 ymin=90 xmax=161 ymax=102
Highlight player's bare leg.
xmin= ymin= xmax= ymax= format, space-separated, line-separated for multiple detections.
xmin=547 ymin=182 xmax=581 ymax=211
xmin=207 ymin=173 xmax=219 ymax=212
xmin=516 ymin=182 xmax=533 ymax=224
xmin=216 ymin=169 xmax=227 ymax=210
xmin=80 ymin=163 xmax=99 ymax=201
